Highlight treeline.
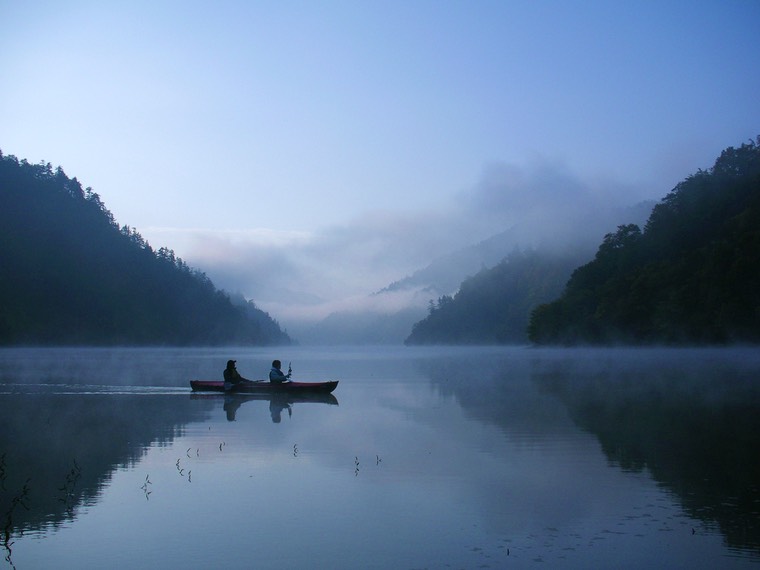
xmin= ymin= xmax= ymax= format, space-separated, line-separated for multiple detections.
xmin=0 ymin=152 xmax=291 ymax=345
xmin=405 ymin=137 xmax=760 ymax=346
xmin=404 ymin=249 xmax=586 ymax=344
xmin=529 ymin=138 xmax=760 ymax=344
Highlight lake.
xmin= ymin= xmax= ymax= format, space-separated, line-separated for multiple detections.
xmin=0 ymin=345 xmax=758 ymax=569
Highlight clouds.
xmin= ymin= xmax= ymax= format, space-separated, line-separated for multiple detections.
xmin=144 ymin=207 xmax=468 ymax=312
xmin=458 ymin=155 xmax=648 ymax=248
xmin=141 ymin=154 xmax=654 ymax=333
xmin=464 ymin=158 xmax=593 ymax=225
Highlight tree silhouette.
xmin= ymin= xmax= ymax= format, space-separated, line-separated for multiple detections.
xmin=0 ymin=152 xmax=291 ymax=346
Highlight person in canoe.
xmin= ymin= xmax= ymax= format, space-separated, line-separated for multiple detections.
xmin=269 ymin=359 xmax=291 ymax=383
xmin=223 ymin=359 xmax=250 ymax=391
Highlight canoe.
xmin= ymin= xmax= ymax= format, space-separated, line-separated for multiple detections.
xmin=190 ymin=392 xmax=339 ymax=406
xmin=190 ymin=379 xmax=338 ymax=394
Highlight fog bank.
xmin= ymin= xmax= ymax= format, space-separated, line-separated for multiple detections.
xmin=143 ymin=156 xmax=656 ymax=342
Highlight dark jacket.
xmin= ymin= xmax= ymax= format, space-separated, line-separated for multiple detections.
xmin=224 ymin=367 xmax=242 ymax=384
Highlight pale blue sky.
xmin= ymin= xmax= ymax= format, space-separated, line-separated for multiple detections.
xmin=2 ymin=1 xmax=759 ymax=325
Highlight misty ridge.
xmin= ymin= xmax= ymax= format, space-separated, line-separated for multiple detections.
xmin=145 ymin=151 xmax=662 ymax=342
xmin=0 ymin=151 xmax=291 ymax=346
xmin=306 ymin=138 xmax=759 ymax=346
xmin=1 ymin=137 xmax=759 ymax=347
xmin=405 ymin=138 xmax=760 ymax=345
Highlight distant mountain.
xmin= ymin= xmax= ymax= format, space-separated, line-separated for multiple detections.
xmin=293 ymin=305 xmax=428 ymax=346
xmin=300 ymin=201 xmax=654 ymax=345
xmin=386 ymin=201 xmax=654 ymax=297
xmin=529 ymin=137 xmax=760 ymax=345
xmin=379 ymin=227 xmax=523 ymax=299
xmin=404 ymin=247 xmax=589 ymax=345
xmin=0 ymin=151 xmax=291 ymax=345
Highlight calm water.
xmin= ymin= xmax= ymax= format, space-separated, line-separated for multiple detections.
xmin=0 ymin=346 xmax=758 ymax=569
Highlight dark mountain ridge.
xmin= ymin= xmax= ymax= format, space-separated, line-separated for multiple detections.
xmin=529 ymin=137 xmax=760 ymax=345
xmin=0 ymin=151 xmax=291 ymax=346
xmin=406 ymin=138 xmax=760 ymax=346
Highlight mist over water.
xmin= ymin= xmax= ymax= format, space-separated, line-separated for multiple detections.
xmin=1 ymin=346 xmax=758 ymax=569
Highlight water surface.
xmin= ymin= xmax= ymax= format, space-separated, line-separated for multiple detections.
xmin=1 ymin=346 xmax=758 ymax=569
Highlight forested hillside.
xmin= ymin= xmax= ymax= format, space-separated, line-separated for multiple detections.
xmin=529 ymin=138 xmax=760 ymax=345
xmin=404 ymin=249 xmax=587 ymax=344
xmin=0 ymin=152 xmax=291 ymax=345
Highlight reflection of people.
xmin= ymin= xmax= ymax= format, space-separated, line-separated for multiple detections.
xmin=223 ymin=394 xmax=243 ymax=421
xmin=269 ymin=360 xmax=291 ymax=383
xmin=221 ymin=394 xmax=292 ymax=423
xmin=269 ymin=397 xmax=292 ymax=423
xmin=223 ymin=360 xmax=248 ymax=391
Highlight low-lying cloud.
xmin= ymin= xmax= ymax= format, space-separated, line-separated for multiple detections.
xmin=142 ymin=156 xmax=653 ymax=332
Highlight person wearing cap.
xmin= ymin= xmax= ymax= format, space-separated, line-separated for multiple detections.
xmin=223 ymin=359 xmax=249 ymax=391
xmin=269 ymin=360 xmax=291 ymax=383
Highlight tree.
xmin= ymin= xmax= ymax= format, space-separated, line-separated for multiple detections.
xmin=0 ymin=151 xmax=292 ymax=346
xmin=405 ymin=249 xmax=585 ymax=345
xmin=529 ymin=137 xmax=760 ymax=345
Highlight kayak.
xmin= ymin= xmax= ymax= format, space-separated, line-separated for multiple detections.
xmin=190 ymin=379 xmax=338 ymax=394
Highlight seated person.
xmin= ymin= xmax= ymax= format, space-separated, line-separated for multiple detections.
xmin=269 ymin=359 xmax=291 ymax=383
xmin=223 ymin=359 xmax=248 ymax=391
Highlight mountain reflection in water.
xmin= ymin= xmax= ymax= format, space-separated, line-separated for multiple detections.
xmin=0 ymin=393 xmax=214 ymax=534
xmin=0 ymin=346 xmax=758 ymax=568
xmin=421 ymin=348 xmax=760 ymax=558
xmin=536 ymin=353 xmax=760 ymax=557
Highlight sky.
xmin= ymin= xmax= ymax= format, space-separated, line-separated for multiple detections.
xmin=2 ymin=1 xmax=759 ymax=330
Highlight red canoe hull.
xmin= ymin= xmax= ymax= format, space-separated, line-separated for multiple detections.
xmin=190 ymin=379 xmax=338 ymax=394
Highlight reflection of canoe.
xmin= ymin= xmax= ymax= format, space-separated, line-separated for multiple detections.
xmin=190 ymin=379 xmax=339 ymax=394
xmin=190 ymin=391 xmax=339 ymax=406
